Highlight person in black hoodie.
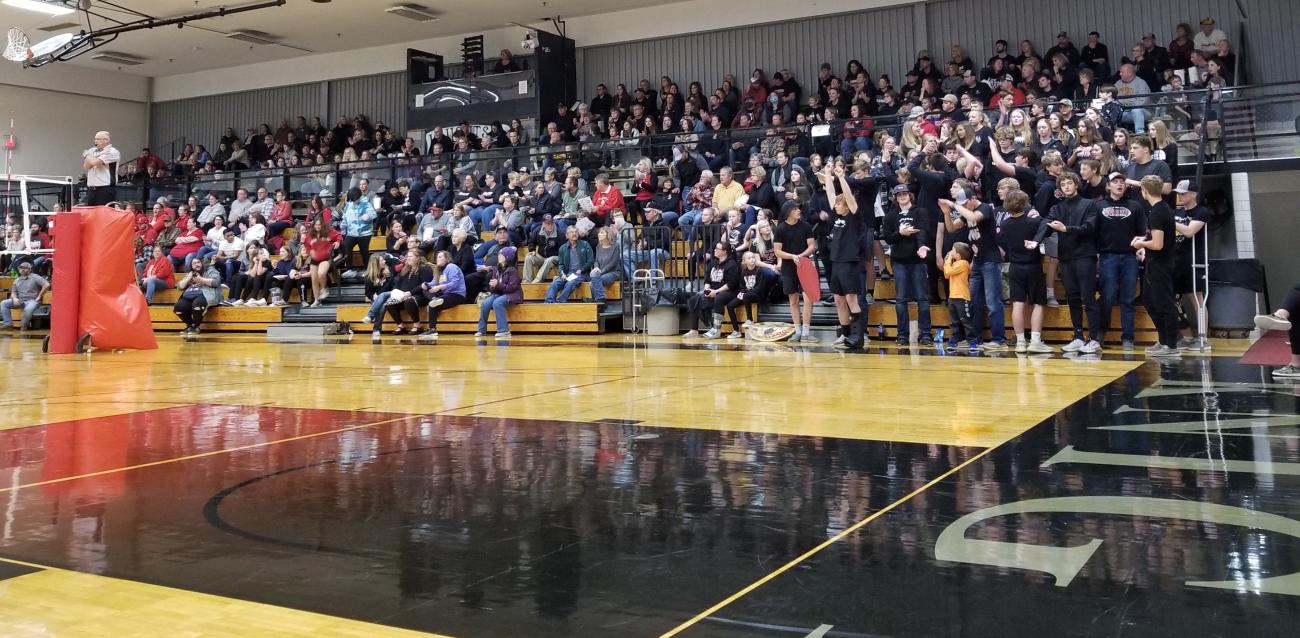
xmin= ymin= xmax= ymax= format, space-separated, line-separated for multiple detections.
xmin=683 ymin=241 xmax=740 ymax=340
xmin=1095 ymin=172 xmax=1146 ymax=349
xmin=524 ymin=215 xmax=563 ymax=283
xmin=907 ymin=144 xmax=957 ymax=302
xmin=1035 ymin=172 xmax=1102 ymax=353
xmin=883 ymin=185 xmax=934 ymax=345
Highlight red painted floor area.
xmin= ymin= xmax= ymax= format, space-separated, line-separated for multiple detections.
xmin=0 ymin=405 xmax=417 ymax=498
xmin=1239 ymin=330 xmax=1293 ymax=366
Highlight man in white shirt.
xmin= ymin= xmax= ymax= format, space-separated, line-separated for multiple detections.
xmin=82 ymin=131 xmax=120 ymax=205
xmin=1193 ymin=17 xmax=1227 ymax=56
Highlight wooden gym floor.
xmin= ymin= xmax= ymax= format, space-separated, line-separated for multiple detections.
xmin=0 ymin=332 xmax=1297 ymax=637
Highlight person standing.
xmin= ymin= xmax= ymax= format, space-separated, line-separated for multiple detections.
xmin=1095 ymin=172 xmax=1146 ymax=350
xmin=1172 ymin=179 xmax=1212 ymax=351
xmin=1036 ymin=172 xmax=1102 ymax=354
xmin=1132 ymin=175 xmax=1179 ymax=357
xmin=82 ymin=130 xmax=120 ymax=205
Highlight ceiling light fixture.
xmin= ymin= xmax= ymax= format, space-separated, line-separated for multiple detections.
xmin=2 ymin=0 xmax=75 ymax=16
xmin=90 ymin=51 xmax=144 ymax=65
xmin=385 ymin=4 xmax=440 ymax=22
xmin=225 ymin=29 xmax=279 ymax=45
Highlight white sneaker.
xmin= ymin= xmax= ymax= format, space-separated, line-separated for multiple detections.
xmin=1062 ymin=338 xmax=1084 ymax=353
xmin=801 ymin=332 xmax=819 ymax=343
xmin=361 ymin=315 xmax=373 ymax=324
xmin=682 ymin=330 xmax=700 ymax=339
xmin=702 ymin=328 xmax=721 ymax=339
xmin=1027 ymin=340 xmax=1054 ymax=354
xmin=429 ymin=297 xmax=445 ymax=308
xmin=310 ymin=300 xmax=321 ymax=308
xmin=251 ymin=299 xmax=267 ymax=307
xmin=371 ymin=330 xmax=380 ymax=340
xmin=1079 ymin=340 xmax=1102 ymax=354
xmin=1046 ymin=294 xmax=1060 ymax=308
xmin=232 ymin=299 xmax=245 ymax=306
xmin=1015 ymin=340 xmax=1029 ymax=354
xmin=727 ymin=331 xmax=744 ymax=340
xmin=1255 ymin=313 xmax=1292 ymax=332
xmin=742 ymin=320 xmax=753 ymax=330
xmin=833 ymin=334 xmax=847 ymax=346
xmin=301 ymin=301 xmax=310 ymax=309
xmin=495 ymin=331 xmax=512 ymax=338
xmin=318 ymin=289 xmax=329 ymax=301
xmin=1272 ymin=364 xmax=1300 ymax=378
xmin=1148 ymin=344 xmax=1182 ymax=357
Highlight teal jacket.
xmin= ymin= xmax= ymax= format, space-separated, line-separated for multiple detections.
xmin=556 ymin=240 xmax=594 ymax=276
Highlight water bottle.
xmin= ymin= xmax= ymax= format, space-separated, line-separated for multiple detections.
xmin=936 ymin=328 xmax=946 ymax=343
xmin=877 ymin=323 xmax=885 ymax=338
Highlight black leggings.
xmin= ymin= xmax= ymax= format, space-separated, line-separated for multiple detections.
xmin=427 ymin=293 xmax=467 ymax=328
xmin=173 ymin=295 xmax=209 ymax=329
xmin=725 ymin=280 xmax=770 ymax=330
xmin=341 ymin=235 xmax=371 ymax=269
xmin=278 ymin=276 xmax=310 ymax=303
xmin=687 ymin=289 xmax=737 ymax=330
xmin=233 ymin=272 xmax=271 ymax=301
xmin=1282 ymin=284 xmax=1300 ymax=355
xmin=387 ymin=296 xmax=422 ymax=326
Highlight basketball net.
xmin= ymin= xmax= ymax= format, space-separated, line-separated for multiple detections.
xmin=3 ymin=27 xmax=30 ymax=62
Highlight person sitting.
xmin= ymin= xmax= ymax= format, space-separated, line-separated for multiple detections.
xmin=725 ymin=250 xmax=777 ymax=338
xmin=589 ymin=227 xmax=624 ymax=303
xmin=140 ymin=245 xmax=176 ymax=304
xmin=359 ymin=254 xmax=393 ymax=331
xmin=173 ymin=257 xmax=222 ymax=334
xmin=545 ymin=226 xmax=595 ymax=303
xmin=476 ymin=246 xmax=522 ymax=338
xmin=212 ymin=227 xmax=246 ymax=288
xmin=267 ymin=189 xmax=294 ymax=238
xmin=230 ymin=242 xmax=272 ymax=306
xmin=524 ymin=214 xmax=563 ymax=283
xmin=1254 ymin=285 xmax=1300 ymax=378
xmin=683 ymin=241 xmax=740 ymax=339
xmin=168 ymin=217 xmax=204 ymax=270
xmin=270 ymin=245 xmax=307 ymax=307
xmin=384 ymin=250 xmax=433 ymax=334
xmin=1 ymin=261 xmax=49 ymax=331
xmin=420 ymin=250 xmax=467 ymax=339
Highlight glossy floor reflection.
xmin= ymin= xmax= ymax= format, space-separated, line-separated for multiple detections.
xmin=0 ymin=334 xmax=1293 ymax=636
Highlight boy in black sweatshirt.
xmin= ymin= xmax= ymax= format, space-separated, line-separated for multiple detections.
xmin=1095 ymin=172 xmax=1146 ymax=349
xmin=882 ymin=184 xmax=935 ymax=345
xmin=996 ymin=190 xmax=1053 ymax=354
xmin=1036 ymin=171 xmax=1102 ymax=353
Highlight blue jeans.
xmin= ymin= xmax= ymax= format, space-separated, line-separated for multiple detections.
xmin=659 ymin=211 xmax=680 ymax=227
xmin=477 ymin=293 xmax=514 ymax=333
xmin=474 ymin=240 xmax=499 ymax=261
xmin=143 ymin=276 xmax=170 ymax=303
xmin=1098 ymin=252 xmax=1139 ymax=342
xmin=1 ymin=298 xmax=38 ymax=328
xmin=366 ymin=289 xmax=390 ymax=330
xmin=1122 ymin=107 xmax=1147 ymax=135
xmin=968 ymin=259 xmax=1006 ymax=344
xmin=469 ymin=205 xmax=501 ymax=231
xmin=590 ymin=271 xmax=620 ymax=302
xmin=893 ymin=262 xmax=931 ymax=339
xmin=545 ymin=274 xmax=587 ymax=302
xmin=679 ymin=210 xmax=705 ymax=241
xmin=839 ymin=137 xmax=871 ymax=160
xmin=624 ymin=248 xmax=669 ymax=278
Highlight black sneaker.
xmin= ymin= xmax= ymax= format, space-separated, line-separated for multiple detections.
xmin=895 ymin=336 xmax=909 ymax=346
xmin=919 ymin=335 xmax=935 ymax=346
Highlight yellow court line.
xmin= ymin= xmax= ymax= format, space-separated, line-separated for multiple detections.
xmin=658 ymin=446 xmax=995 ymax=638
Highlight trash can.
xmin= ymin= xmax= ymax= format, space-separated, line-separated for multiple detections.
xmin=1207 ymin=258 xmax=1266 ymax=332
xmin=645 ymin=306 xmax=679 ymax=335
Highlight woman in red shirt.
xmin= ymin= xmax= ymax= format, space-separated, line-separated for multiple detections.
xmin=168 ymin=217 xmax=204 ymax=270
xmin=268 ymin=189 xmax=294 ymax=237
xmin=141 ymin=245 xmax=176 ymax=303
xmin=304 ymin=217 xmax=341 ymax=307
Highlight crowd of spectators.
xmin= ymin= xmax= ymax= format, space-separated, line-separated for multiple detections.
xmin=92 ymin=16 xmax=1237 ymax=351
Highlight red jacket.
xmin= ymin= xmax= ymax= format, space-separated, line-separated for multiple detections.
xmin=590 ymin=185 xmax=625 ymax=222
xmin=143 ymin=256 xmax=176 ymax=287
xmin=270 ymin=200 xmax=293 ymax=224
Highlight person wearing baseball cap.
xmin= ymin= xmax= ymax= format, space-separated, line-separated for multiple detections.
xmin=523 ymin=214 xmax=562 ymax=283
xmin=1140 ymin=32 xmax=1170 ymax=71
xmin=1056 ymin=98 xmax=1079 ymax=126
xmin=1046 ymin=31 xmax=1080 ymax=68
xmin=773 ymin=198 xmax=818 ymax=342
xmin=991 ymin=73 xmax=1025 ymax=109
xmin=1095 ymin=169 xmax=1146 ymax=350
xmin=1195 ymin=17 xmax=1227 ymax=56
xmin=1172 ymin=178 xmax=1212 ymax=350
xmin=883 ymin=184 xmax=934 ymax=346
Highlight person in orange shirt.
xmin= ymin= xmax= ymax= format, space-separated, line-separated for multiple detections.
xmin=943 ymin=242 xmax=976 ymax=349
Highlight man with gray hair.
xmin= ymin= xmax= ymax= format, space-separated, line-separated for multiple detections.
xmin=82 ymin=130 xmax=120 ymax=205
